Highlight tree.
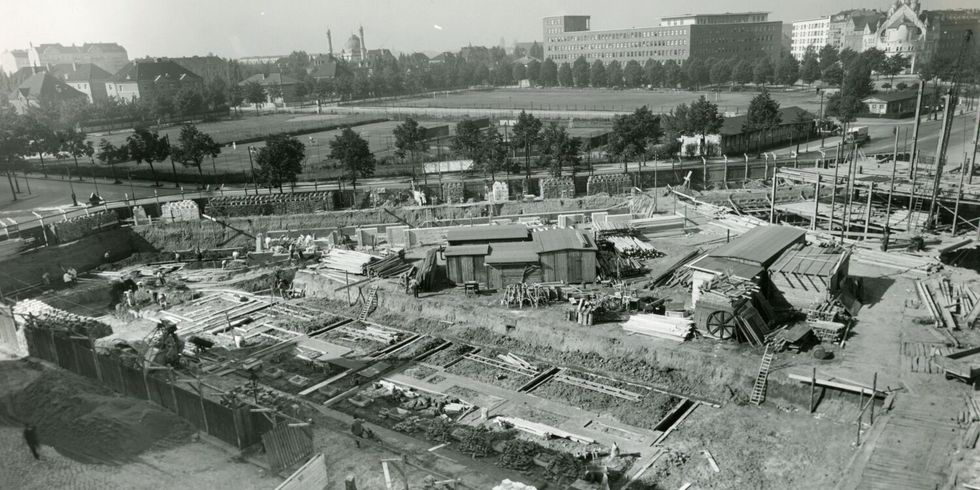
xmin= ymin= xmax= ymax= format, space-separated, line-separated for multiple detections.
xmin=0 ymin=109 xmax=32 ymax=198
xmin=624 ymin=60 xmax=643 ymax=88
xmin=608 ymin=106 xmax=662 ymax=173
xmin=393 ymin=117 xmax=429 ymax=179
xmin=643 ymin=59 xmax=663 ymax=87
xmin=589 ymin=60 xmax=606 ymax=88
xmin=56 ymin=127 xmax=94 ymax=179
xmin=752 ymin=57 xmax=774 ymax=85
xmin=96 ymin=138 xmax=128 ymax=184
xmin=744 ymin=89 xmax=782 ymax=152
xmin=529 ymin=42 xmax=544 ymax=60
xmin=733 ymin=60 xmax=753 ymax=85
xmin=510 ymin=110 xmax=542 ymax=180
xmin=170 ymin=124 xmax=221 ymax=185
xmin=818 ymin=44 xmax=839 ymax=73
xmin=800 ymin=48 xmax=821 ymax=86
xmin=329 ymin=127 xmax=375 ymax=194
xmin=538 ymin=122 xmax=582 ymax=177
xmin=477 ymin=126 xmax=510 ymax=180
xmin=540 ymin=58 xmax=558 ymax=86
xmin=473 ymin=64 xmax=490 ymax=85
xmin=662 ymin=60 xmax=682 ymax=87
xmin=709 ymin=60 xmax=731 ymax=86
xmin=821 ymin=64 xmax=844 ymax=86
xmin=243 ymin=81 xmax=266 ymax=107
xmin=558 ymin=62 xmax=573 ymax=87
xmin=687 ymin=96 xmax=725 ymax=155
xmin=605 ymin=60 xmax=623 ymax=88
xmin=825 ymin=92 xmax=865 ymax=126
xmin=24 ymin=116 xmax=59 ymax=176
xmin=842 ymin=55 xmax=874 ymax=99
xmin=174 ymin=87 xmax=205 ymax=116
xmin=880 ymin=54 xmax=909 ymax=85
xmin=776 ymin=55 xmax=800 ymax=86
xmin=685 ymin=59 xmax=709 ymax=89
xmin=451 ymin=119 xmax=487 ymax=174
xmin=860 ymin=48 xmax=887 ymax=75
xmin=256 ymin=135 xmax=305 ymax=191
xmin=526 ymin=59 xmax=541 ymax=85
xmin=838 ymin=48 xmax=859 ymax=69
xmin=572 ymin=56 xmax=590 ymax=88
xmin=512 ymin=63 xmax=527 ymax=82
xmin=126 ymin=126 xmax=170 ymax=187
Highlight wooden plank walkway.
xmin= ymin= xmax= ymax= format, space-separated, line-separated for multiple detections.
xmin=839 ymin=394 xmax=962 ymax=490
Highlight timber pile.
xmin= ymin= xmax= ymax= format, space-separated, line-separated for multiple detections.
xmin=599 ymin=235 xmax=663 ymax=259
xmin=319 ymin=249 xmax=380 ymax=275
xmin=648 ymin=249 xmax=702 ymax=289
xmin=622 ymin=313 xmax=693 ymax=342
xmin=364 ymin=250 xmax=412 ymax=278
xmin=502 ymin=283 xmax=564 ymax=308
xmin=851 ymin=248 xmax=939 ymax=275
xmin=416 ymin=248 xmax=438 ymax=291
xmin=336 ymin=325 xmax=400 ymax=344
xmin=629 ymin=214 xmax=685 ymax=233
xmin=597 ymin=250 xmax=645 ymax=278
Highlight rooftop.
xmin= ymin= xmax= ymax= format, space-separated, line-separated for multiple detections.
xmin=862 ymin=89 xmax=920 ymax=103
xmin=445 ymin=225 xmax=530 ymax=243
xmin=708 ymin=225 xmax=806 ymax=266
xmin=687 ymin=255 xmax=764 ymax=281
xmin=719 ymin=106 xmax=813 ymax=136
xmin=49 ymin=63 xmax=113 ymax=82
xmin=13 ymin=72 xmax=87 ymax=102
xmin=484 ymin=242 xmax=541 ymax=265
xmin=533 ymin=228 xmax=595 ymax=253
xmin=444 ymin=244 xmax=490 ymax=257
xmin=112 ymin=59 xmax=202 ymax=83
xmin=769 ymin=244 xmax=847 ymax=277
xmin=239 ymin=72 xmax=300 ymax=86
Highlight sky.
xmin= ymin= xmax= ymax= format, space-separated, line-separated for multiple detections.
xmin=0 ymin=0 xmax=975 ymax=60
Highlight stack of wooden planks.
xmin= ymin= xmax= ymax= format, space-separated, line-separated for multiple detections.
xmin=415 ymin=248 xmax=438 ymax=291
xmin=600 ymin=235 xmax=664 ymax=258
xmin=319 ymin=249 xmax=380 ymax=275
xmin=363 ymin=250 xmax=412 ymax=278
xmin=851 ymin=248 xmax=938 ymax=275
xmin=629 ymin=214 xmax=685 ymax=233
xmin=622 ymin=313 xmax=693 ymax=342
xmin=597 ymin=250 xmax=645 ymax=278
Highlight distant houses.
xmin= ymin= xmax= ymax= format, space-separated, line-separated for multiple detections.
xmin=8 ymin=71 xmax=88 ymax=114
xmin=106 ymin=58 xmax=204 ymax=102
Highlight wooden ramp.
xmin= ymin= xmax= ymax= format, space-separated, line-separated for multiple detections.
xmin=839 ymin=394 xmax=962 ymax=490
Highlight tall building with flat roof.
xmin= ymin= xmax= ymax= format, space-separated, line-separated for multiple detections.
xmin=790 ymin=17 xmax=830 ymax=60
xmin=542 ymin=12 xmax=781 ymax=66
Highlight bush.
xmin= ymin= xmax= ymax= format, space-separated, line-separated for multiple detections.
xmin=684 ymin=143 xmax=698 ymax=158
xmin=881 ymin=83 xmax=892 ymax=90
xmin=896 ymin=82 xmax=908 ymax=90
xmin=704 ymin=142 xmax=721 ymax=157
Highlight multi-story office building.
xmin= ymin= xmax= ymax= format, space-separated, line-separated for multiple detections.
xmin=790 ymin=17 xmax=830 ymax=60
xmin=542 ymin=13 xmax=781 ymax=65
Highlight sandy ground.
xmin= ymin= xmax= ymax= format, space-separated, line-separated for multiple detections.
xmin=0 ymin=428 xmax=275 ymax=490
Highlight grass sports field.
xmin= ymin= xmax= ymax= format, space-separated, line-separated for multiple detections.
xmin=393 ymin=87 xmax=825 ymax=116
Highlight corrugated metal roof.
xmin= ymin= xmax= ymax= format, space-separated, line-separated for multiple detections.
xmin=533 ymin=228 xmax=595 ymax=253
xmin=687 ymin=255 xmax=763 ymax=281
xmin=484 ymin=242 xmax=541 ymax=264
xmin=444 ymin=244 xmax=490 ymax=257
xmin=446 ymin=224 xmax=529 ymax=243
xmin=769 ymin=244 xmax=846 ymax=277
xmin=708 ymin=225 xmax=805 ymax=266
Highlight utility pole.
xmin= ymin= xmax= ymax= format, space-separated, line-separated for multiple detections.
xmin=884 ymin=126 xmax=899 ymax=227
xmin=926 ymin=89 xmax=956 ymax=229
xmin=969 ymin=94 xmax=980 ymax=184
xmin=909 ymin=80 xmax=925 ymax=179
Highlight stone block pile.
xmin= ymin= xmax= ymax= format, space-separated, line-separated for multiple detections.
xmin=539 ymin=176 xmax=575 ymax=199
xmin=161 ymin=200 xmax=200 ymax=222
xmin=586 ymin=174 xmax=631 ymax=196
xmin=206 ymin=192 xmax=336 ymax=217
xmin=51 ymin=211 xmax=117 ymax=243
xmin=443 ymin=182 xmax=465 ymax=204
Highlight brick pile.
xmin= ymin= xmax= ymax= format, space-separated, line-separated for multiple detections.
xmin=206 ymin=191 xmax=336 ymax=217
xmin=51 ymin=211 xmax=117 ymax=243
xmin=586 ymin=174 xmax=631 ymax=196
xmin=539 ymin=176 xmax=575 ymax=199
xmin=161 ymin=200 xmax=200 ymax=222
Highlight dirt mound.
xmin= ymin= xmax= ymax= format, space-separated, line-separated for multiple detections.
xmin=0 ymin=360 xmax=193 ymax=464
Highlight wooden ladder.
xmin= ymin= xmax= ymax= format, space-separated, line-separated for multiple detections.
xmin=358 ymin=283 xmax=380 ymax=321
xmin=749 ymin=344 xmax=775 ymax=405
xmin=909 ymin=197 xmax=924 ymax=230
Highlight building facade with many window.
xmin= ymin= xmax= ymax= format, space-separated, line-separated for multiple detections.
xmin=790 ymin=17 xmax=830 ymax=60
xmin=542 ymin=13 xmax=781 ymax=65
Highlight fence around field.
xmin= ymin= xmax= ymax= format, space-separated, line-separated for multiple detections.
xmin=20 ymin=325 xmax=285 ymax=451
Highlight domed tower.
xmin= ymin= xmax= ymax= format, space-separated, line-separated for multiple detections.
xmin=344 ymin=34 xmax=362 ymax=62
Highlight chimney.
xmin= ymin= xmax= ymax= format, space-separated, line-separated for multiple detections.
xmin=359 ymin=25 xmax=366 ymax=59
xmin=327 ymin=29 xmax=333 ymax=57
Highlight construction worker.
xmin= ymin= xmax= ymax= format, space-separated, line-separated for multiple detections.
xmin=351 ymin=417 xmax=364 ymax=448
xmin=103 ymin=250 xmax=111 ymax=263
xmin=409 ymin=278 xmax=420 ymax=298
xmin=41 ymin=272 xmax=51 ymax=286
xmin=23 ymin=423 xmax=40 ymax=459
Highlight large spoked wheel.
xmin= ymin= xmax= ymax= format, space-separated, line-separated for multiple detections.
xmin=706 ymin=310 xmax=737 ymax=340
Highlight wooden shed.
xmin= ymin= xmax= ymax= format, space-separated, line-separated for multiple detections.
xmin=485 ymin=242 xmax=542 ymax=290
xmin=444 ymin=244 xmax=490 ymax=287
xmin=767 ymin=244 xmax=849 ymax=310
xmin=534 ymin=229 xmax=598 ymax=284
